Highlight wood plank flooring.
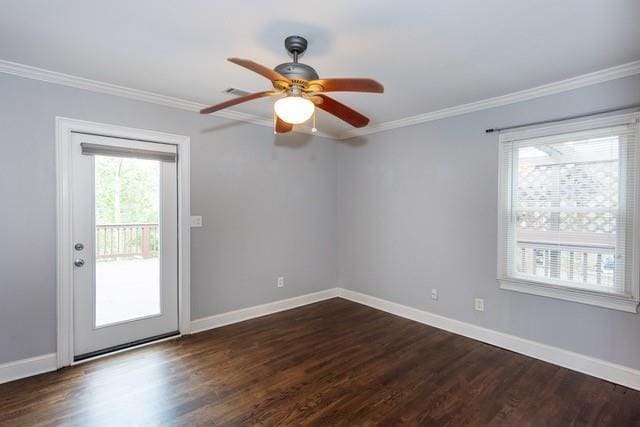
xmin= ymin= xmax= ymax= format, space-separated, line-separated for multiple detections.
xmin=1 ymin=298 xmax=639 ymax=426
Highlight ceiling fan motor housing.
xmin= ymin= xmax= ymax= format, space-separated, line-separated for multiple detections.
xmin=273 ymin=62 xmax=319 ymax=82
xmin=273 ymin=35 xmax=319 ymax=84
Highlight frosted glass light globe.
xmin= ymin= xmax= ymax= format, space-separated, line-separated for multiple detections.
xmin=274 ymin=96 xmax=315 ymax=124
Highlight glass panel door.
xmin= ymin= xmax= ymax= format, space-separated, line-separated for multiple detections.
xmin=72 ymin=133 xmax=178 ymax=358
xmin=94 ymin=156 xmax=161 ymax=327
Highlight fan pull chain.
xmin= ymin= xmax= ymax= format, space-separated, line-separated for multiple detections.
xmin=273 ymin=110 xmax=277 ymax=134
xmin=312 ymin=110 xmax=317 ymax=133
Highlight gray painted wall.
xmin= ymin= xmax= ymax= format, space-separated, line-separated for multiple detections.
xmin=0 ymin=73 xmax=338 ymax=364
xmin=337 ymin=74 xmax=640 ymax=370
xmin=2 ymin=69 xmax=639 ymax=372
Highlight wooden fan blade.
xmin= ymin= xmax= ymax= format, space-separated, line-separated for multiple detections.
xmin=315 ymin=94 xmax=370 ymax=128
xmin=275 ymin=117 xmax=293 ymax=133
xmin=200 ymin=90 xmax=277 ymax=114
xmin=228 ymin=58 xmax=291 ymax=84
xmin=306 ymin=95 xmax=324 ymax=104
xmin=307 ymin=78 xmax=384 ymax=93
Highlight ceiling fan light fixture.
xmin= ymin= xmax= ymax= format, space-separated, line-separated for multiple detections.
xmin=274 ymin=96 xmax=315 ymax=124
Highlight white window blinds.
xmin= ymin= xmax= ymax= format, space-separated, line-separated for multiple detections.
xmin=498 ymin=114 xmax=640 ymax=312
xmin=81 ymin=142 xmax=177 ymax=162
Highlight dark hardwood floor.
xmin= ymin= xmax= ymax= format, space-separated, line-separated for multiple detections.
xmin=1 ymin=298 xmax=639 ymax=426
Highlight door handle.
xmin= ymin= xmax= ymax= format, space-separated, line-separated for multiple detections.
xmin=74 ymin=258 xmax=85 ymax=267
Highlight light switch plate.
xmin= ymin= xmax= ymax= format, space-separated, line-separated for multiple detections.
xmin=190 ymin=215 xmax=203 ymax=228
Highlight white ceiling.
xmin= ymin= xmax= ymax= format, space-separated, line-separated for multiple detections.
xmin=1 ymin=0 xmax=639 ymax=137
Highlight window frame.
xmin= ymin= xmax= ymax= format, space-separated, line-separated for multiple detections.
xmin=497 ymin=113 xmax=640 ymax=313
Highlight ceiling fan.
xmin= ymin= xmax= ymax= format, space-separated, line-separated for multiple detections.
xmin=200 ymin=35 xmax=384 ymax=133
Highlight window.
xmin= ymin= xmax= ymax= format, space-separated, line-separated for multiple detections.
xmin=498 ymin=113 xmax=640 ymax=312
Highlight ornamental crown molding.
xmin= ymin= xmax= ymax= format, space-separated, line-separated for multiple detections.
xmin=2 ymin=58 xmax=639 ymax=140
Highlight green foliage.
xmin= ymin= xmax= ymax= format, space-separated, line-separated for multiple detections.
xmin=95 ymin=156 xmax=159 ymax=225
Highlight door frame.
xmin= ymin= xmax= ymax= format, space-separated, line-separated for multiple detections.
xmin=55 ymin=117 xmax=191 ymax=368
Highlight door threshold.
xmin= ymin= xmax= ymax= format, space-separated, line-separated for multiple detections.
xmin=73 ymin=331 xmax=180 ymax=364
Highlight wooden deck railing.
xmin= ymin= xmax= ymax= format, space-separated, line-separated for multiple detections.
xmin=517 ymin=241 xmax=615 ymax=287
xmin=516 ymin=229 xmax=616 ymax=286
xmin=96 ymin=223 xmax=158 ymax=260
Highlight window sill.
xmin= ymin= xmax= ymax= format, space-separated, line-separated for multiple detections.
xmin=499 ymin=278 xmax=639 ymax=313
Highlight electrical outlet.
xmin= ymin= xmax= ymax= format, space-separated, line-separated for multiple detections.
xmin=431 ymin=289 xmax=438 ymax=300
xmin=475 ymin=298 xmax=485 ymax=312
xmin=277 ymin=276 xmax=284 ymax=288
xmin=190 ymin=215 xmax=203 ymax=228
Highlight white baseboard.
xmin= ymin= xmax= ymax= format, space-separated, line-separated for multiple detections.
xmin=338 ymin=288 xmax=640 ymax=391
xmin=190 ymin=288 xmax=339 ymax=333
xmin=7 ymin=288 xmax=638 ymax=391
xmin=2 ymin=289 xmax=340 ymax=384
xmin=0 ymin=353 xmax=57 ymax=384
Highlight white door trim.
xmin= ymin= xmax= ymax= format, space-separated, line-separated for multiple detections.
xmin=55 ymin=117 xmax=191 ymax=368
